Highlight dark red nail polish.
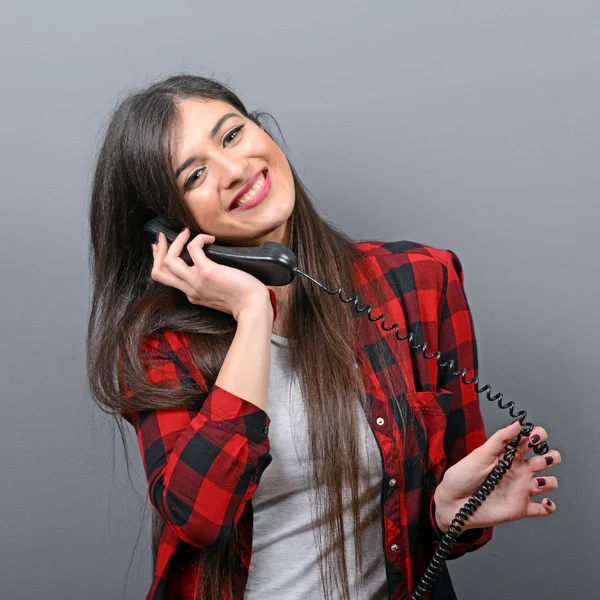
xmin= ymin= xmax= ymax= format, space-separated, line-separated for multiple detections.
xmin=536 ymin=478 xmax=546 ymax=487
xmin=155 ymin=232 xmax=160 ymax=243
xmin=545 ymin=456 xmax=554 ymax=465
xmin=546 ymin=499 xmax=553 ymax=507
xmin=530 ymin=434 xmax=540 ymax=444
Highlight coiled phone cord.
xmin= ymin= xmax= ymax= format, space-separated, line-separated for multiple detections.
xmin=293 ymin=267 xmax=550 ymax=600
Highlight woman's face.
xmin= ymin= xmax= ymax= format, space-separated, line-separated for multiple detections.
xmin=170 ymin=98 xmax=295 ymax=247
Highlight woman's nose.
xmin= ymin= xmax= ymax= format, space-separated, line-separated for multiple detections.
xmin=216 ymin=155 xmax=247 ymax=188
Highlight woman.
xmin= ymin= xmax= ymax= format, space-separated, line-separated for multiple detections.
xmin=86 ymin=74 xmax=560 ymax=600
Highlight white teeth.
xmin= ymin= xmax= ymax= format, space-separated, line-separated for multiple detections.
xmin=234 ymin=172 xmax=266 ymax=208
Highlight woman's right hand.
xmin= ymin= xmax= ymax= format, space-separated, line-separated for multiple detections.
xmin=150 ymin=227 xmax=272 ymax=322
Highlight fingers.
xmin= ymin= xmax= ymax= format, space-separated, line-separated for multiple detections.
xmin=162 ymin=227 xmax=194 ymax=278
xmin=525 ymin=497 xmax=556 ymax=517
xmin=185 ymin=232 xmax=216 ymax=270
xmin=521 ymin=427 xmax=558 ymax=517
xmin=484 ymin=419 xmax=523 ymax=455
xmin=151 ymin=230 xmax=197 ymax=297
xmin=151 ymin=228 xmax=217 ymax=298
xmin=529 ymin=475 xmax=558 ymax=497
xmin=516 ymin=424 xmax=548 ymax=458
xmin=527 ymin=448 xmax=562 ymax=473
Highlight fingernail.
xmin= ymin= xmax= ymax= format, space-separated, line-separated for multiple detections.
xmin=546 ymin=499 xmax=553 ymax=507
xmin=180 ymin=226 xmax=187 ymax=233
xmin=536 ymin=478 xmax=546 ymax=487
xmin=545 ymin=456 xmax=554 ymax=466
xmin=155 ymin=232 xmax=160 ymax=243
xmin=511 ymin=417 xmax=521 ymax=425
xmin=530 ymin=434 xmax=540 ymax=444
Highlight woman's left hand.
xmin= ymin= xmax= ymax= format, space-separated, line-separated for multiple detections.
xmin=433 ymin=420 xmax=561 ymax=532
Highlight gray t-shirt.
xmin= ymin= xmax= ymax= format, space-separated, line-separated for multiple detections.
xmin=243 ymin=333 xmax=388 ymax=600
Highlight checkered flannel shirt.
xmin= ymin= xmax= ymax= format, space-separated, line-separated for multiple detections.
xmin=119 ymin=240 xmax=494 ymax=599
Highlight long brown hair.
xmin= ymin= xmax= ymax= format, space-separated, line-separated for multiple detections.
xmin=86 ymin=74 xmax=419 ymax=600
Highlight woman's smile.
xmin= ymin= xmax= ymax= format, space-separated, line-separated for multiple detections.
xmin=229 ymin=168 xmax=271 ymax=211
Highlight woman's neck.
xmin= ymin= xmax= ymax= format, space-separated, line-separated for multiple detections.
xmin=268 ymin=285 xmax=292 ymax=338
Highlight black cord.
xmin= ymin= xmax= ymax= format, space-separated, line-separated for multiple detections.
xmin=293 ymin=267 xmax=549 ymax=599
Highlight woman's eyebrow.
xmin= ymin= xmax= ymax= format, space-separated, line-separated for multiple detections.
xmin=174 ymin=112 xmax=240 ymax=179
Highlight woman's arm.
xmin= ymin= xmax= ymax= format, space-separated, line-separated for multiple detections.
xmin=120 ymin=298 xmax=274 ymax=549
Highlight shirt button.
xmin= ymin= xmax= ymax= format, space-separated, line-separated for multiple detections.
xmin=376 ymin=417 xmax=385 ymax=426
xmin=389 ymin=478 xmax=397 ymax=487
xmin=390 ymin=543 xmax=399 ymax=552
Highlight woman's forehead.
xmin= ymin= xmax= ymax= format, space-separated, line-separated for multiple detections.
xmin=170 ymin=98 xmax=242 ymax=156
xmin=168 ymin=98 xmax=243 ymax=168
xmin=175 ymin=98 xmax=241 ymax=130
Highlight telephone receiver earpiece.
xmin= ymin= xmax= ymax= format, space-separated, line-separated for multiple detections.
xmin=143 ymin=217 xmax=297 ymax=286
xmin=141 ymin=214 xmax=550 ymax=600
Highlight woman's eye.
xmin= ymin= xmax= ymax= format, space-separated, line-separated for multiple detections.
xmin=184 ymin=168 xmax=205 ymax=191
xmin=223 ymin=125 xmax=244 ymax=147
xmin=182 ymin=125 xmax=244 ymax=191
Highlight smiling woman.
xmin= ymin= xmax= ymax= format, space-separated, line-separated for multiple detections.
xmin=87 ymin=74 xmax=415 ymax=600
xmin=86 ymin=73 xmax=558 ymax=600
xmin=169 ymin=98 xmax=294 ymax=247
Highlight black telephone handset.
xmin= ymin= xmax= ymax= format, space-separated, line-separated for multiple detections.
xmin=143 ymin=217 xmax=297 ymax=286
xmin=142 ymin=215 xmax=551 ymax=600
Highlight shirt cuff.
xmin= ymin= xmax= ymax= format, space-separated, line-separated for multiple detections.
xmin=199 ymin=384 xmax=271 ymax=444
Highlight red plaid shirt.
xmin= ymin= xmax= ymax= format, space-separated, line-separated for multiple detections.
xmin=119 ymin=240 xmax=493 ymax=600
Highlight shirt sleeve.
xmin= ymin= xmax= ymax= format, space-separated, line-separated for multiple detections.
xmin=428 ymin=249 xmax=494 ymax=558
xmin=119 ymin=330 xmax=272 ymax=549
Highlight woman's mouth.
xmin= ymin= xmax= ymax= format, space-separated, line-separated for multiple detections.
xmin=229 ymin=169 xmax=271 ymax=211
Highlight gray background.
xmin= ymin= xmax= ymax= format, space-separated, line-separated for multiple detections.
xmin=1 ymin=1 xmax=597 ymax=598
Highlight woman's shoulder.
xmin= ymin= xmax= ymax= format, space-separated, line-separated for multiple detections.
xmin=350 ymin=239 xmax=468 ymax=324
xmin=351 ymin=238 xmax=461 ymax=280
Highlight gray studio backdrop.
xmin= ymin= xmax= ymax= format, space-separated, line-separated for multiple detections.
xmin=1 ymin=1 xmax=597 ymax=598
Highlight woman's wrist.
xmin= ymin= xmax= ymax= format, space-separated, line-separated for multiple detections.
xmin=433 ymin=494 xmax=450 ymax=534
xmin=433 ymin=485 xmax=470 ymax=533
